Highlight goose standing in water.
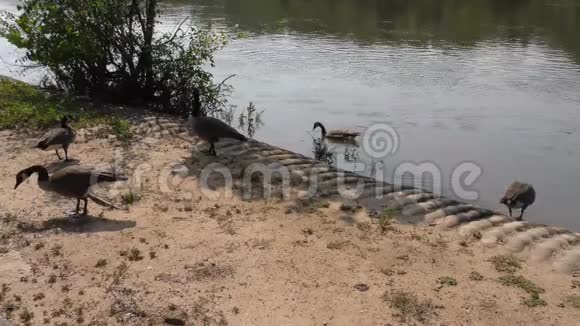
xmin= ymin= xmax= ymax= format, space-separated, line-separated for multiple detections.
xmin=312 ymin=122 xmax=360 ymax=142
xmin=14 ymin=165 xmax=127 ymax=216
xmin=189 ymin=89 xmax=248 ymax=156
xmin=500 ymin=181 xmax=536 ymax=220
xmin=35 ymin=115 xmax=76 ymax=161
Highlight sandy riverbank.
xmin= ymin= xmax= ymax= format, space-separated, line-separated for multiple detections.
xmin=1 ymin=115 xmax=579 ymax=325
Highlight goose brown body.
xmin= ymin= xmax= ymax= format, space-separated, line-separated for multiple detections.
xmin=14 ymin=165 xmax=127 ymax=216
xmin=35 ymin=115 xmax=76 ymax=161
xmin=312 ymin=122 xmax=360 ymax=141
xmin=189 ymin=89 xmax=248 ymax=156
xmin=500 ymin=181 xmax=536 ymax=220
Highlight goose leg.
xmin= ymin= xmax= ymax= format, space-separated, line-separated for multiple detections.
xmin=63 ymin=144 xmax=71 ymax=161
xmin=209 ymin=143 xmax=217 ymax=156
xmin=75 ymin=198 xmax=81 ymax=215
xmin=519 ymin=205 xmax=527 ymax=220
xmin=508 ymin=207 xmax=512 ymax=217
xmin=55 ymin=149 xmax=62 ymax=160
xmin=82 ymin=198 xmax=89 ymax=216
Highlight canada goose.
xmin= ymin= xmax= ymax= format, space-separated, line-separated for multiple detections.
xmin=188 ymin=89 xmax=248 ymax=156
xmin=312 ymin=122 xmax=360 ymax=141
xmin=14 ymin=165 xmax=127 ymax=216
xmin=35 ymin=115 xmax=76 ymax=161
xmin=500 ymin=181 xmax=536 ymax=220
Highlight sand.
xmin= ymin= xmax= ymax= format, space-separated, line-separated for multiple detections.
xmin=1 ymin=115 xmax=579 ymax=325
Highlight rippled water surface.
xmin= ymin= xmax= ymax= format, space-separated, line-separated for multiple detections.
xmin=1 ymin=0 xmax=579 ymax=229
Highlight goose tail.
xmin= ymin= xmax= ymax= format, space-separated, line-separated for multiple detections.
xmin=95 ymin=172 xmax=129 ymax=183
xmin=34 ymin=140 xmax=48 ymax=150
xmin=233 ymin=132 xmax=248 ymax=142
xmin=87 ymin=193 xmax=127 ymax=211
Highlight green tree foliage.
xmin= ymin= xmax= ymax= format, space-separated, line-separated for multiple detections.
xmin=0 ymin=0 xmax=230 ymax=115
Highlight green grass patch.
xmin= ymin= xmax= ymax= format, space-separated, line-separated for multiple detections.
xmin=489 ymin=254 xmax=522 ymax=273
xmin=382 ymin=290 xmax=441 ymax=323
xmin=498 ymin=274 xmax=544 ymax=295
xmin=378 ymin=208 xmax=398 ymax=233
xmin=498 ymin=274 xmax=547 ymax=307
xmin=112 ymin=117 xmax=133 ymax=142
xmin=121 ymin=191 xmax=141 ymax=205
xmin=523 ymin=293 xmax=546 ymax=307
xmin=0 ymin=79 xmax=111 ymax=130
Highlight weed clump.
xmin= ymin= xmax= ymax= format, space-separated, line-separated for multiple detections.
xmin=121 ymin=191 xmax=141 ymax=205
xmin=383 ymin=290 xmax=441 ymax=323
xmin=489 ymin=254 xmax=521 ymax=273
xmin=498 ymin=274 xmax=546 ymax=307
xmin=469 ymin=271 xmax=484 ymax=281
xmin=437 ymin=276 xmax=458 ymax=286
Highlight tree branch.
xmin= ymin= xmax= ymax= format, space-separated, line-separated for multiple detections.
xmin=214 ymin=74 xmax=236 ymax=92
xmin=160 ymin=16 xmax=190 ymax=46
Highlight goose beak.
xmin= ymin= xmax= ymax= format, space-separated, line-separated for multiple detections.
xmin=14 ymin=181 xmax=22 ymax=189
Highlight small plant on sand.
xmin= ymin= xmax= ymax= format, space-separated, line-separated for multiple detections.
xmin=32 ymin=292 xmax=45 ymax=301
xmin=564 ymin=295 xmax=580 ymax=309
xmin=381 ymin=268 xmax=395 ymax=276
xmin=127 ymin=248 xmax=144 ymax=262
xmin=382 ymin=290 xmax=441 ymax=323
xmin=47 ymin=274 xmax=57 ymax=284
xmin=121 ymin=191 xmax=141 ymax=205
xmin=357 ymin=222 xmax=372 ymax=233
xmin=469 ymin=271 xmax=484 ymax=281
xmin=498 ymin=275 xmax=544 ymax=295
xmin=0 ymin=283 xmax=9 ymax=302
xmin=50 ymin=244 xmax=63 ymax=257
xmin=326 ymin=240 xmax=351 ymax=250
xmin=299 ymin=199 xmax=330 ymax=214
xmin=95 ymin=259 xmax=108 ymax=268
xmin=489 ymin=254 xmax=521 ymax=273
xmin=33 ymin=242 xmax=45 ymax=251
xmin=112 ymin=118 xmax=133 ymax=142
xmin=378 ymin=208 xmax=397 ymax=233
xmin=107 ymin=262 xmax=130 ymax=292
xmin=523 ymin=293 xmax=546 ymax=307
xmin=498 ymin=274 xmax=546 ymax=307
xmin=185 ymin=262 xmax=234 ymax=282
xmin=19 ymin=307 xmax=34 ymax=325
xmin=437 ymin=276 xmax=458 ymax=286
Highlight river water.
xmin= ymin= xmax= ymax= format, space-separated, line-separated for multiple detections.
xmin=1 ymin=0 xmax=579 ymax=230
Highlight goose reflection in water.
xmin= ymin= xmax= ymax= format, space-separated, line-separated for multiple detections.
xmin=312 ymin=134 xmax=360 ymax=168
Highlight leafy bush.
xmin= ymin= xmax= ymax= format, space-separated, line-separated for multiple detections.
xmin=0 ymin=0 xmax=230 ymax=116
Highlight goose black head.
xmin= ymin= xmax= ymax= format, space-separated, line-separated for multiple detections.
xmin=312 ymin=122 xmax=327 ymax=137
xmin=14 ymin=165 xmax=47 ymax=189
xmin=312 ymin=122 xmax=323 ymax=131
xmin=14 ymin=168 xmax=32 ymax=189
xmin=61 ymin=115 xmax=75 ymax=127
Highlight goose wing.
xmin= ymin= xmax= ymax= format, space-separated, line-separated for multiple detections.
xmin=49 ymin=166 xmax=127 ymax=197
xmin=36 ymin=127 xmax=74 ymax=149
xmin=326 ymin=129 xmax=360 ymax=138
xmin=503 ymin=182 xmax=530 ymax=201
xmin=87 ymin=192 xmax=126 ymax=210
xmin=196 ymin=117 xmax=247 ymax=141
